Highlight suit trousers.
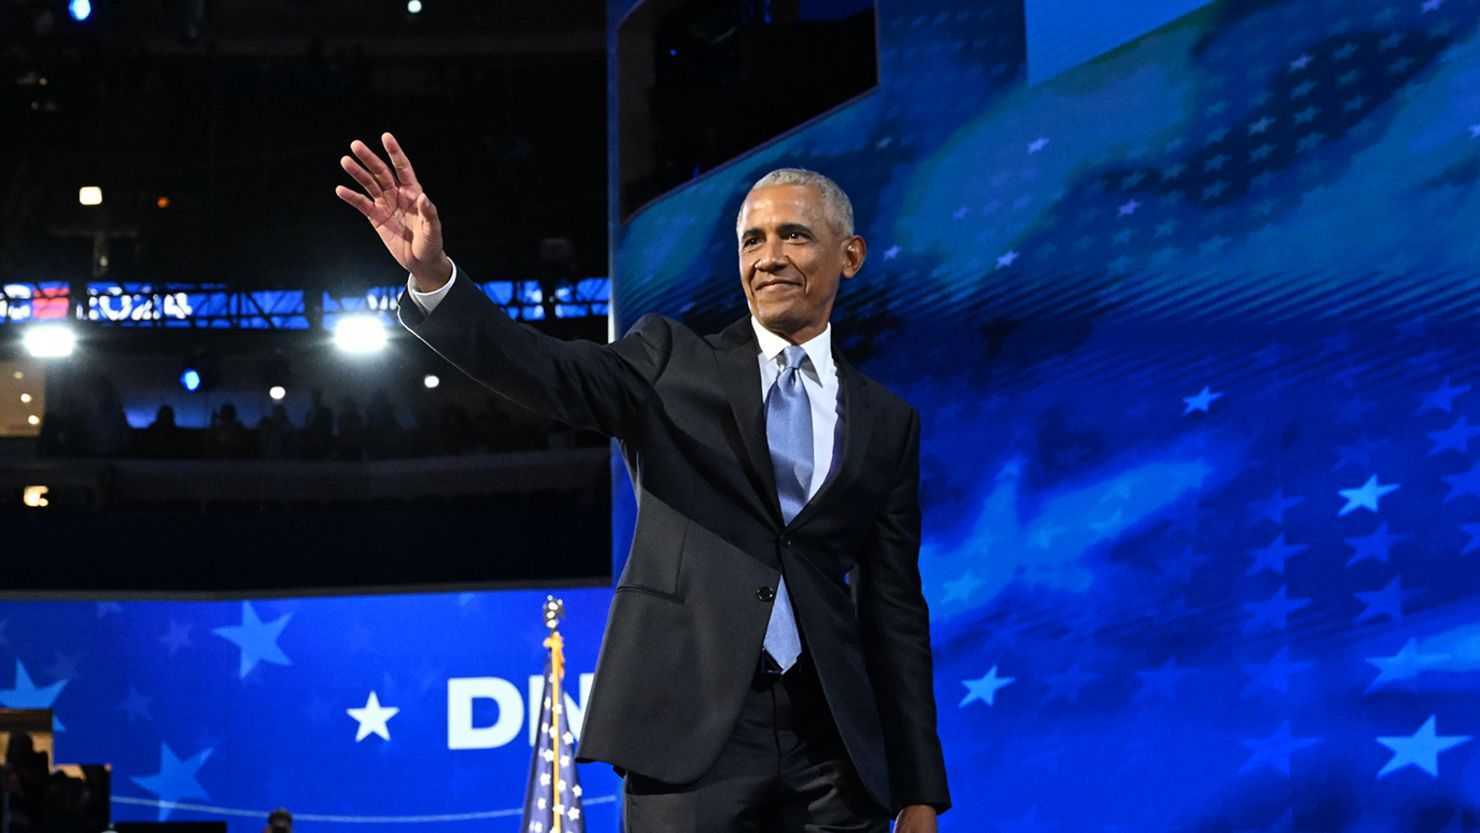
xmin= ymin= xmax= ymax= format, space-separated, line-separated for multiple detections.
xmin=621 ymin=655 xmax=890 ymax=833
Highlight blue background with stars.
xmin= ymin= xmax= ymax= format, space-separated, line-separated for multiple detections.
xmin=0 ymin=591 xmax=620 ymax=832
xmin=4 ymin=0 xmax=1480 ymax=830
xmin=606 ymin=0 xmax=1480 ymax=830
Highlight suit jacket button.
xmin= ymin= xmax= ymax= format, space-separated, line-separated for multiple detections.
xmin=757 ymin=586 xmax=775 ymax=602
xmin=780 ymin=537 xmax=792 ymax=548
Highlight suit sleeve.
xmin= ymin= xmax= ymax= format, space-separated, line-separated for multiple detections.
xmin=857 ymin=407 xmax=951 ymax=814
xmin=398 ymin=271 xmax=670 ymax=438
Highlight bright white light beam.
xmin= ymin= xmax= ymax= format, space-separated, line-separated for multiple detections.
xmin=334 ymin=315 xmax=388 ymax=355
xmin=24 ymin=325 xmax=76 ymax=358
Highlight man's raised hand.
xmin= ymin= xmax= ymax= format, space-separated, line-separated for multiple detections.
xmin=334 ymin=132 xmax=453 ymax=292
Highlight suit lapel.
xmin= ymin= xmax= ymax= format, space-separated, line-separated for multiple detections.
xmin=716 ymin=318 xmax=784 ymax=526
xmin=788 ymin=346 xmax=876 ymax=530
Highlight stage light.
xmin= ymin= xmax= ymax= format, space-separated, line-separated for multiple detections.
xmin=23 ymin=324 xmax=75 ymax=358
xmin=262 ymin=351 xmax=291 ymax=398
xmin=68 ymin=0 xmax=91 ymax=22
xmin=156 ymin=196 xmax=171 ymax=209
xmin=335 ymin=315 xmax=388 ymax=354
xmin=423 ymin=374 xmax=440 ymax=389
xmin=78 ymin=186 xmax=102 ymax=206
xmin=23 ymin=486 xmax=49 ymax=508
xmin=179 ymin=356 xmax=219 ymax=392
xmin=407 ymin=0 xmax=423 ymax=13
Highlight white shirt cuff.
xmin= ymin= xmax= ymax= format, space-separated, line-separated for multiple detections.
xmin=406 ymin=261 xmax=458 ymax=314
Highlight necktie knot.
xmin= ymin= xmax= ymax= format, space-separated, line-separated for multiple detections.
xmin=780 ymin=345 xmax=808 ymax=374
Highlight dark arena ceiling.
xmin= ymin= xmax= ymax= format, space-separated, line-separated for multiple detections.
xmin=0 ymin=0 xmax=609 ymax=292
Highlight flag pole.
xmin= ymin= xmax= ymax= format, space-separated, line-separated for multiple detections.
xmin=521 ymin=595 xmax=584 ymax=833
xmin=543 ymin=596 xmax=566 ymax=833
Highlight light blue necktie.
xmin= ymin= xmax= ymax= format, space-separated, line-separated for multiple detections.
xmin=763 ymin=345 xmax=812 ymax=673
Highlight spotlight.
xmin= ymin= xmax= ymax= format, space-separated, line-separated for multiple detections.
xmin=179 ymin=355 xmax=220 ymax=393
xmin=23 ymin=324 xmax=75 ymax=358
xmin=23 ymin=486 xmax=49 ymax=508
xmin=407 ymin=0 xmax=423 ymax=12
xmin=335 ymin=315 xmax=388 ymax=354
xmin=78 ymin=186 xmax=102 ymax=206
xmin=156 ymin=195 xmax=171 ymax=209
xmin=261 ymin=351 xmax=291 ymax=398
xmin=20 ymin=393 xmax=32 ymax=403
xmin=68 ymin=0 xmax=90 ymax=22
xmin=423 ymin=374 xmax=440 ymax=389
xmin=27 ymin=415 xmax=40 ymax=426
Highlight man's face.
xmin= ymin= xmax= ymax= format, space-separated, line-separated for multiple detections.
xmin=737 ymin=184 xmax=865 ymax=343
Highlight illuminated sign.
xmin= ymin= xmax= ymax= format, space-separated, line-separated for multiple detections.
xmin=1 ymin=284 xmax=71 ymax=322
xmin=0 ymin=280 xmax=606 ymax=328
xmin=88 ymin=285 xmax=195 ymax=322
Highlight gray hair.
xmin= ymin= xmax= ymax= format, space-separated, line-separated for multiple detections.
xmin=737 ymin=168 xmax=855 ymax=237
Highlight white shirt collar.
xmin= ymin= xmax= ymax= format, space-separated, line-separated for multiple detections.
xmin=750 ymin=318 xmax=833 ymax=376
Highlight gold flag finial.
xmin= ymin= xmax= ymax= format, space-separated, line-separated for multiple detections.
xmin=544 ymin=595 xmax=564 ymax=631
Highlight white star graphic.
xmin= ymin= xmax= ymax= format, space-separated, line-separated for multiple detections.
xmin=960 ymin=665 xmax=1015 ymax=707
xmin=347 ymin=691 xmax=400 ymax=742
xmin=0 ymin=660 xmax=69 ymax=730
xmin=1337 ymin=475 xmax=1400 ymax=516
xmin=1366 ymin=639 xmax=1448 ymax=690
xmin=1377 ymin=715 xmax=1470 ymax=778
xmin=213 ymin=602 xmax=292 ymax=678
xmin=1182 ymin=386 xmax=1224 ymax=415
xmin=130 ymin=743 xmax=214 ymax=821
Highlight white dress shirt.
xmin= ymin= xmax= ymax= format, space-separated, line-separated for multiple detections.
xmin=406 ymin=267 xmax=458 ymax=315
xmin=750 ymin=318 xmax=843 ymax=501
xmin=407 ymin=268 xmax=844 ymax=500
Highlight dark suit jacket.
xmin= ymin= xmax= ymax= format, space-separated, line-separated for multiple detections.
xmin=400 ymin=274 xmax=950 ymax=814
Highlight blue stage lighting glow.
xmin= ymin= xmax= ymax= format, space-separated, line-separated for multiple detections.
xmin=68 ymin=0 xmax=91 ymax=22
xmin=180 ymin=368 xmax=201 ymax=392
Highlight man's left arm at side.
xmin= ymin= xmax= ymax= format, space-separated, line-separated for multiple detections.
xmin=858 ymin=407 xmax=950 ymax=830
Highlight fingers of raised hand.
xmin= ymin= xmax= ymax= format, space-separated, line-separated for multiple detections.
xmin=382 ymin=132 xmax=420 ymax=189
xmin=334 ymin=184 xmax=381 ymax=221
xmin=349 ymin=139 xmax=398 ymax=193
xmin=340 ymin=154 xmax=384 ymax=199
xmin=416 ymin=195 xmax=442 ymax=242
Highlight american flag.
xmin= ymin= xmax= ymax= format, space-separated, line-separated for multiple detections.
xmin=519 ymin=628 xmax=585 ymax=833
